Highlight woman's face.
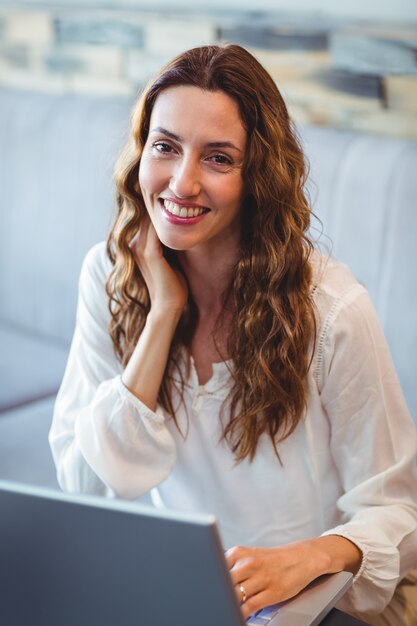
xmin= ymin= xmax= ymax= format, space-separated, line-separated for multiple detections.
xmin=138 ymin=85 xmax=247 ymax=255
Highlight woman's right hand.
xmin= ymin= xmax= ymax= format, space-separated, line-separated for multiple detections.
xmin=129 ymin=218 xmax=188 ymax=316
xmin=122 ymin=218 xmax=187 ymax=410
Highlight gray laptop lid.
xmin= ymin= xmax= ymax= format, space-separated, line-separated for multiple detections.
xmin=0 ymin=480 xmax=352 ymax=626
xmin=0 ymin=480 xmax=244 ymax=626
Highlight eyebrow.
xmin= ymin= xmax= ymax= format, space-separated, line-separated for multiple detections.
xmin=150 ymin=126 xmax=243 ymax=153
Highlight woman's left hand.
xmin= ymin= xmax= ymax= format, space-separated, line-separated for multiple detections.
xmin=226 ymin=536 xmax=361 ymax=620
xmin=225 ymin=540 xmax=325 ymax=619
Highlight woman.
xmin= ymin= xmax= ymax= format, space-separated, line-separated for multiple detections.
xmin=49 ymin=45 xmax=417 ymax=624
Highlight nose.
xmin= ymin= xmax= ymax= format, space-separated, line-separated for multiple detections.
xmin=169 ymin=155 xmax=201 ymax=199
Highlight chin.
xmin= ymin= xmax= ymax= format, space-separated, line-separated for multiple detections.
xmin=155 ymin=235 xmax=188 ymax=252
xmin=155 ymin=228 xmax=198 ymax=252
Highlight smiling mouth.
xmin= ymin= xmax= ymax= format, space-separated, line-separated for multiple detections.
xmin=160 ymin=199 xmax=210 ymax=218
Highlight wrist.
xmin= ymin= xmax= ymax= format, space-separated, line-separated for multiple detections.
xmin=148 ymin=302 xmax=184 ymax=324
xmin=312 ymin=535 xmax=362 ymax=576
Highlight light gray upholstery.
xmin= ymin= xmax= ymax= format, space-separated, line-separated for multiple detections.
xmin=0 ymin=88 xmax=415 ymax=489
xmin=0 ymin=325 xmax=67 ymax=411
xmin=0 ymin=90 xmax=131 ymax=342
xmin=302 ymin=127 xmax=417 ymax=422
xmin=0 ymin=397 xmax=58 ymax=488
xmin=0 ymin=90 xmax=131 ymax=413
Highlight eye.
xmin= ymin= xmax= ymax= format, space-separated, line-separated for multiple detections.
xmin=206 ymin=153 xmax=233 ymax=170
xmin=152 ymin=141 xmax=176 ymax=155
xmin=212 ymin=154 xmax=231 ymax=164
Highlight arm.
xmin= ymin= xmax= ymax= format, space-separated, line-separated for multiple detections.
xmin=121 ymin=218 xmax=187 ymax=410
xmin=227 ymin=283 xmax=417 ymax=619
xmin=227 ymin=536 xmax=361 ymax=620
xmin=316 ymin=286 xmax=417 ymax=614
xmin=49 ymin=224 xmax=187 ymax=498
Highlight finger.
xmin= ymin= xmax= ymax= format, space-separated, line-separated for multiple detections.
xmin=235 ymin=580 xmax=249 ymax=606
xmin=240 ymin=590 xmax=276 ymax=621
xmin=228 ymin=555 xmax=259 ymax=586
xmin=229 ymin=564 xmax=250 ymax=587
xmin=233 ymin=577 xmax=264 ymax=607
xmin=129 ymin=222 xmax=150 ymax=257
xmin=130 ymin=221 xmax=163 ymax=265
xmin=225 ymin=545 xmax=246 ymax=569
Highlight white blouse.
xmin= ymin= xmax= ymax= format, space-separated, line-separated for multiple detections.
xmin=49 ymin=242 xmax=417 ymax=617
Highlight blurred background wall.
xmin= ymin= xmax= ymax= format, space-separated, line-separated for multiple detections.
xmin=0 ymin=0 xmax=416 ymax=138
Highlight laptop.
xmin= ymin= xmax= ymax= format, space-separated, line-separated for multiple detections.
xmin=0 ymin=480 xmax=352 ymax=626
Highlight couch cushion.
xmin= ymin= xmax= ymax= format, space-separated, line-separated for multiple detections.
xmin=0 ymin=396 xmax=58 ymax=488
xmin=0 ymin=89 xmax=132 ymax=344
xmin=0 ymin=324 xmax=68 ymax=413
xmin=301 ymin=126 xmax=417 ymax=424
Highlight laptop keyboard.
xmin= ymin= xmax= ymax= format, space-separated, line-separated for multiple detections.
xmin=247 ymin=603 xmax=281 ymax=625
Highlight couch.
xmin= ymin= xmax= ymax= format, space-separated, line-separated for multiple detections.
xmin=0 ymin=88 xmax=416 ymax=490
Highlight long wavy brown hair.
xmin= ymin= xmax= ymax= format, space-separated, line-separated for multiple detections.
xmin=106 ymin=44 xmax=316 ymax=462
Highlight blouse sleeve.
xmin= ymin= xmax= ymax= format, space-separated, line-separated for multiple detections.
xmin=48 ymin=243 xmax=177 ymax=499
xmin=317 ymin=282 xmax=417 ymax=615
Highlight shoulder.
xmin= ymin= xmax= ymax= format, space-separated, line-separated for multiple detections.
xmin=310 ymin=250 xmax=368 ymax=327
xmin=80 ymin=241 xmax=112 ymax=285
xmin=78 ymin=241 xmax=113 ymax=315
xmin=309 ymin=250 xmax=385 ymax=392
xmin=80 ymin=241 xmax=112 ymax=289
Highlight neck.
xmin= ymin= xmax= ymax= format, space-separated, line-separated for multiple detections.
xmin=178 ymin=247 xmax=237 ymax=316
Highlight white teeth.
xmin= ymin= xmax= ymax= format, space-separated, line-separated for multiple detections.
xmin=163 ymin=199 xmax=206 ymax=218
